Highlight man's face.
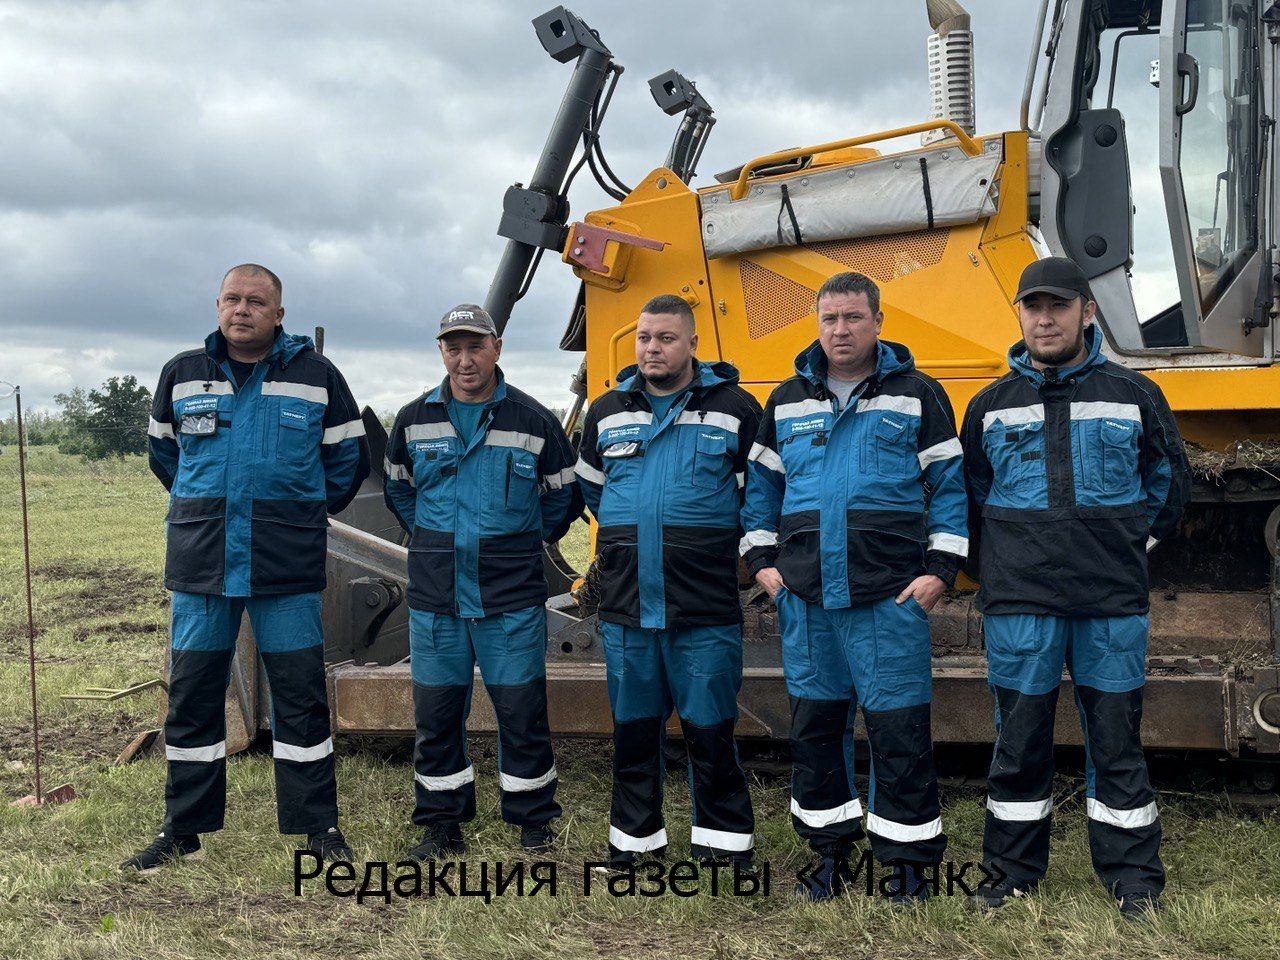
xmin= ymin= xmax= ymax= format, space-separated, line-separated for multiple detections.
xmin=1018 ymin=292 xmax=1095 ymax=366
xmin=635 ymin=311 xmax=697 ymax=388
xmin=439 ymin=332 xmax=501 ymax=396
xmin=817 ymin=290 xmax=882 ymax=371
xmin=217 ymin=270 xmax=283 ymax=352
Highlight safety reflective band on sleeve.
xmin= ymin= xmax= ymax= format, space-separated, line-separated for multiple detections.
xmin=406 ymin=421 xmax=457 ymax=442
xmin=1086 ymin=797 xmax=1158 ymax=829
xmin=498 ymin=765 xmax=557 ymax=792
xmin=322 ymin=419 xmax=366 ymax=444
xmin=148 ymin=417 xmax=175 ymax=440
xmin=541 ymin=466 xmax=577 ymax=490
xmin=918 ymin=437 xmax=962 ymax=469
xmin=748 ymin=442 xmax=784 ymax=474
xmin=273 ymin=737 xmax=334 ymax=763
xmin=690 ymin=825 xmax=754 ymax=852
xmin=735 ymin=471 xmax=745 ymax=489
xmin=986 ymin=796 xmax=1053 ymax=821
xmin=775 ymin=398 xmax=833 ymax=421
xmin=789 ymin=797 xmax=864 ymax=828
xmin=574 ymin=457 xmax=606 ymax=486
xmin=927 ymin=532 xmax=969 ymax=557
xmin=674 ymin=410 xmax=741 ymax=432
xmin=856 ymin=394 xmax=922 ymax=417
xmin=608 ymin=825 xmax=669 ymax=852
xmin=865 ymin=812 xmax=943 ymax=842
xmin=485 ymin=430 xmax=546 ymax=456
xmin=415 ymin=764 xmax=475 ymax=791
xmin=172 ymin=380 xmax=234 ymax=401
xmin=166 ymin=741 xmax=227 ymax=762
xmin=1070 ymin=401 xmax=1142 ymax=422
xmin=598 ymin=411 xmax=652 ymax=434
xmin=982 ymin=404 xmax=1045 ymax=430
xmin=739 ymin=529 xmax=778 ymax=555
xmin=260 ymin=381 xmax=329 ymax=404
xmin=384 ymin=457 xmax=413 ymax=484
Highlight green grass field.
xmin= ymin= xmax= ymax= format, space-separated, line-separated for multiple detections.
xmin=1 ymin=449 xmax=1278 ymax=959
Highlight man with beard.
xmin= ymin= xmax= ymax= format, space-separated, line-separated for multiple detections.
xmin=575 ymin=294 xmax=761 ymax=868
xmin=960 ymin=257 xmax=1190 ymax=917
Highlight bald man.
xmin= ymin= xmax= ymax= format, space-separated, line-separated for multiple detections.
xmin=125 ymin=264 xmax=370 ymax=874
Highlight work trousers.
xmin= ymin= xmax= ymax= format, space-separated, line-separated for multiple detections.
xmin=777 ymin=588 xmax=946 ymax=865
xmin=599 ymin=622 xmax=755 ymax=861
xmin=164 ymin=591 xmax=337 ymax=835
xmin=982 ymin=612 xmax=1163 ymax=896
xmin=408 ymin=605 xmax=560 ymax=827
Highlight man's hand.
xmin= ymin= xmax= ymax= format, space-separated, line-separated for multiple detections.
xmin=896 ymin=574 xmax=946 ymax=612
xmin=755 ymin=567 xmax=785 ymax=600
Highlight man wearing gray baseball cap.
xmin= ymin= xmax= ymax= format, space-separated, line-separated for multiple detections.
xmin=383 ymin=303 xmax=582 ymax=860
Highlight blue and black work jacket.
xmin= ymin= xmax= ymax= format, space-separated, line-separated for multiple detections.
xmin=574 ymin=359 xmax=764 ymax=630
xmin=383 ymin=369 xmax=582 ymax=618
xmin=741 ymin=339 xmax=968 ymax=609
xmin=148 ymin=329 xmax=370 ymax=596
xmin=960 ymin=324 xmax=1190 ymax=617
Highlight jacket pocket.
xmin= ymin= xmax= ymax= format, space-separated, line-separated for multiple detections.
xmin=251 ymin=500 xmax=328 ymax=592
xmin=779 ymin=431 xmax=825 ymax=477
xmin=276 ymin=404 xmax=316 ymax=463
xmin=165 ymin=498 xmax=226 ymax=591
xmin=871 ymin=414 xmax=914 ymax=477
xmin=691 ymin=430 xmax=730 ymax=490
xmin=505 ymin=452 xmax=539 ymax=508
xmin=987 ymin=418 xmax=1044 ymax=489
xmin=1099 ymin=419 xmax=1139 ymax=495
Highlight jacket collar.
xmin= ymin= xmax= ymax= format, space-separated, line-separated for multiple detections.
xmin=205 ymin=327 xmax=311 ymax=367
xmin=1007 ymin=322 xmax=1104 ymax=385
xmin=613 ymin=358 xmax=741 ymax=399
xmin=425 ymin=365 xmax=509 ymax=407
xmin=792 ymin=338 xmax=915 ymax=390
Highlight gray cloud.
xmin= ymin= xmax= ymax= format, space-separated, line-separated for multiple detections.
xmin=2 ymin=0 xmax=1043 ymax=414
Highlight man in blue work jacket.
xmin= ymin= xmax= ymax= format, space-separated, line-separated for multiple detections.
xmin=384 ymin=304 xmax=581 ymax=860
xmin=741 ymin=271 xmax=968 ymax=901
xmin=962 ymin=258 xmax=1190 ymax=917
xmin=125 ymin=263 xmax=370 ymax=874
xmin=575 ymin=294 xmax=762 ymax=868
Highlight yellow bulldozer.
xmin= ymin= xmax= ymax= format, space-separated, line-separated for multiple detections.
xmin=191 ymin=1 xmax=1280 ymax=790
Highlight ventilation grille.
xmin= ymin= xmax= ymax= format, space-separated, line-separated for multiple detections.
xmin=739 ymin=229 xmax=951 ymax=340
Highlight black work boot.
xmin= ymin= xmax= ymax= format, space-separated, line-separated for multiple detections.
xmin=970 ymin=875 xmax=1037 ymax=910
xmin=1116 ymin=885 xmax=1163 ymax=919
xmin=306 ymin=827 xmax=354 ymax=863
xmin=593 ymin=843 xmax=668 ymax=874
xmin=407 ymin=822 xmax=466 ymax=862
xmin=884 ymin=862 xmax=932 ymax=906
xmin=520 ymin=822 xmax=556 ymax=854
xmin=794 ymin=847 xmax=854 ymax=902
xmin=120 ymin=831 xmax=202 ymax=875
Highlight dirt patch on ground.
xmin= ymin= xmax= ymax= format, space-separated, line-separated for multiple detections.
xmin=34 ymin=561 xmax=168 ymax=621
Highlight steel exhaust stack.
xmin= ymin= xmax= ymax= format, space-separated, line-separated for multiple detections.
xmin=922 ymin=0 xmax=976 ymax=145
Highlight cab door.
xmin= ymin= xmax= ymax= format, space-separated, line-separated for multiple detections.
xmin=1159 ymin=0 xmax=1271 ymax=355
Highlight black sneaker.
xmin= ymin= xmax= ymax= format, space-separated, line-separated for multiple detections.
xmin=592 ymin=844 xmax=668 ymax=874
xmin=1116 ymin=886 xmax=1162 ymax=919
xmin=884 ymin=862 xmax=932 ymax=906
xmin=306 ymin=827 xmax=353 ymax=863
xmin=520 ymin=823 xmax=556 ymax=854
xmin=120 ymin=831 xmax=202 ymax=875
xmin=407 ymin=823 xmax=466 ymax=862
xmin=794 ymin=849 xmax=854 ymax=902
xmin=971 ymin=877 xmax=1036 ymax=910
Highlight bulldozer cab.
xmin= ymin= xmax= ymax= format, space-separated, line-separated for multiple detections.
xmin=1032 ymin=0 xmax=1275 ymax=359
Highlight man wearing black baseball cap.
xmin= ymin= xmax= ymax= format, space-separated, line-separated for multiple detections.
xmin=383 ymin=302 xmax=582 ymax=860
xmin=960 ymin=257 xmax=1190 ymax=917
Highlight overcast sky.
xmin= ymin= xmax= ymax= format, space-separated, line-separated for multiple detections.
xmin=1 ymin=0 xmax=1169 ymax=416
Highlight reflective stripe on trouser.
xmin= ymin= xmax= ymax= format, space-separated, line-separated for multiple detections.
xmin=777 ymin=588 xmax=945 ymax=863
xmin=981 ymin=613 xmax=1163 ymax=894
xmin=164 ymin=591 xmax=337 ymax=835
xmin=599 ymin=622 xmax=755 ymax=859
xmin=409 ymin=605 xmax=560 ymax=827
